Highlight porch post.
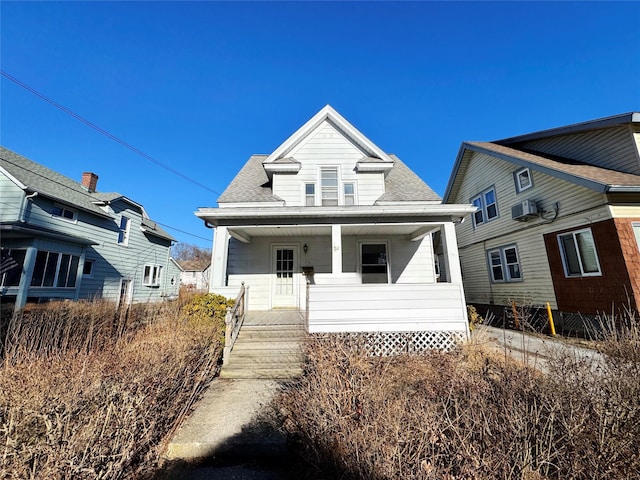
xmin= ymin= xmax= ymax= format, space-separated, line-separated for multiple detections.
xmin=210 ymin=226 xmax=229 ymax=289
xmin=441 ymin=222 xmax=463 ymax=285
xmin=15 ymin=246 xmax=37 ymax=310
xmin=332 ymin=224 xmax=342 ymax=274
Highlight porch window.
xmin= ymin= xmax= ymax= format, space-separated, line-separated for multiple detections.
xmin=558 ymin=228 xmax=601 ymax=277
xmin=118 ymin=216 xmax=131 ymax=245
xmin=305 ymin=183 xmax=315 ymax=206
xmin=487 ymin=245 xmax=522 ymax=282
xmin=0 ymin=248 xmax=26 ymax=287
xmin=321 ymin=168 xmax=338 ymax=206
xmin=30 ymin=251 xmax=80 ymax=288
xmin=143 ymin=264 xmax=163 ymax=286
xmin=361 ymin=243 xmax=389 ymax=284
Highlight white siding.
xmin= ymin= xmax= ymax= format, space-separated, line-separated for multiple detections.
xmin=452 ymin=151 xmax=613 ymax=309
xmin=271 ymin=121 xmax=386 ymax=206
xmin=516 ymin=126 xmax=640 ymax=174
xmin=308 ymin=283 xmax=468 ymax=333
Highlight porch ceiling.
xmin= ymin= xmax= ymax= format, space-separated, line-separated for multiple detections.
xmin=227 ymin=223 xmax=440 ymax=240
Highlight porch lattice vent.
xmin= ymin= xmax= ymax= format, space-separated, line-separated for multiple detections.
xmin=314 ymin=331 xmax=465 ymax=356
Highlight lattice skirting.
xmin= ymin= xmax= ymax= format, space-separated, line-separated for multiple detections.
xmin=313 ymin=331 xmax=467 ymax=356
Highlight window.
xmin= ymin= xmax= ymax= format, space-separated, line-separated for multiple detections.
xmin=52 ymin=204 xmax=77 ymax=221
xmin=344 ymin=183 xmax=355 ymax=205
xmin=305 ymin=183 xmax=315 ymax=206
xmin=118 ymin=216 xmax=131 ymax=245
xmin=558 ymin=228 xmax=601 ymax=277
xmin=1 ymin=248 xmax=26 ymax=287
xmin=514 ymin=167 xmax=533 ymax=193
xmin=82 ymin=260 xmax=94 ymax=277
xmin=361 ymin=243 xmax=389 ymax=284
xmin=487 ymin=245 xmax=522 ymax=282
xmin=632 ymin=222 xmax=640 ymax=251
xmin=471 ymin=187 xmax=498 ymax=226
xmin=321 ymin=168 xmax=338 ymax=206
xmin=30 ymin=251 xmax=79 ymax=288
xmin=143 ymin=264 xmax=163 ymax=286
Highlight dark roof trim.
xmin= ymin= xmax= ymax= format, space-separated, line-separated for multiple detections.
xmin=498 ymin=112 xmax=640 ymax=145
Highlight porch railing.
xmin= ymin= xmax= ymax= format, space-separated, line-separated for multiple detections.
xmin=222 ymin=282 xmax=246 ymax=365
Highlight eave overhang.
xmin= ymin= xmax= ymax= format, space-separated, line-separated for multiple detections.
xmin=0 ymin=222 xmax=99 ymax=245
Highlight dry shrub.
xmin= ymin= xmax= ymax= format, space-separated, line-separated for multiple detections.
xmin=276 ymin=327 xmax=640 ymax=480
xmin=0 ymin=295 xmax=227 ymax=479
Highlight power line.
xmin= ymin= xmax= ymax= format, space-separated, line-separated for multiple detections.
xmin=155 ymin=221 xmax=212 ymax=243
xmin=1 ymin=70 xmax=222 ymax=196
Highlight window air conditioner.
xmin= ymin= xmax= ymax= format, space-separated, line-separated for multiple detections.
xmin=511 ymin=200 xmax=538 ymax=221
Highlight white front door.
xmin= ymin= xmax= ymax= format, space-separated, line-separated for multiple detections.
xmin=272 ymin=245 xmax=298 ymax=308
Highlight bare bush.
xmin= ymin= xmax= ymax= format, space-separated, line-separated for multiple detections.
xmin=0 ymin=295 xmax=228 ymax=479
xmin=276 ymin=326 xmax=640 ymax=480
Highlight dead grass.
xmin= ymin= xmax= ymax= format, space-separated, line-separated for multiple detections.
xmin=275 ymin=326 xmax=640 ymax=480
xmin=0 ymin=293 xmax=230 ymax=479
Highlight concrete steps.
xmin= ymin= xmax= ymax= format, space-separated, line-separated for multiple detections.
xmin=220 ymin=311 xmax=306 ymax=380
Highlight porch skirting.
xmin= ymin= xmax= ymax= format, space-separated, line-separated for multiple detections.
xmin=312 ymin=330 xmax=466 ymax=355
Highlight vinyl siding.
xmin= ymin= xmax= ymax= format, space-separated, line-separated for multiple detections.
xmin=0 ymin=174 xmax=24 ymax=222
xmin=453 ymin=150 xmax=613 ymax=309
xmin=226 ymin=232 xmax=437 ymax=310
xmin=271 ymin=121 xmax=386 ymax=206
xmin=513 ymin=126 xmax=640 ymax=174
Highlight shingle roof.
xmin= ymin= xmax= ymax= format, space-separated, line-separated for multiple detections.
xmin=376 ymin=155 xmax=441 ymax=202
xmin=217 ymin=155 xmax=284 ymax=204
xmin=468 ymin=142 xmax=640 ymax=189
xmin=0 ymin=146 xmax=175 ymax=240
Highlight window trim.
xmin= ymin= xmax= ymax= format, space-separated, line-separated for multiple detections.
xmin=52 ymin=203 xmax=78 ymax=223
xmin=343 ymin=182 xmax=356 ymax=206
xmin=514 ymin=167 xmax=533 ymax=193
xmin=358 ymin=241 xmax=391 ymax=284
xmin=143 ymin=264 xmax=163 ymax=287
xmin=117 ymin=216 xmax=131 ymax=246
xmin=304 ymin=183 xmax=316 ymax=206
xmin=487 ymin=244 xmax=523 ymax=283
xmin=557 ymin=228 xmax=602 ymax=277
xmin=320 ymin=166 xmax=339 ymax=206
xmin=471 ymin=186 xmax=499 ymax=227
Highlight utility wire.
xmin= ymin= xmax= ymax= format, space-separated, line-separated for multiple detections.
xmin=1 ymin=70 xmax=222 ymax=196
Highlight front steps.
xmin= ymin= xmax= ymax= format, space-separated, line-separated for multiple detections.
xmin=219 ymin=310 xmax=306 ymax=379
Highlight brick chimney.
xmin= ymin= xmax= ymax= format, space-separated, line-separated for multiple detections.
xmin=82 ymin=172 xmax=99 ymax=193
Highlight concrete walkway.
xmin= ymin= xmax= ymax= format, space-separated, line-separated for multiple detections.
xmin=473 ymin=324 xmax=604 ymax=372
xmin=161 ymin=379 xmax=296 ymax=479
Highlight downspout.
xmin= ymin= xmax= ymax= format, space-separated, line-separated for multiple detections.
xmin=19 ymin=191 xmax=38 ymax=222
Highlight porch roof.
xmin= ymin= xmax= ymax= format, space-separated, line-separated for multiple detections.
xmin=195 ymin=204 xmax=476 ymax=228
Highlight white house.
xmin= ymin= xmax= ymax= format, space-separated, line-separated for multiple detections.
xmin=196 ymin=106 xmax=475 ymax=349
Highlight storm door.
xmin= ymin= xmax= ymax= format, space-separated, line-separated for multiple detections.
xmin=272 ymin=246 xmax=298 ymax=308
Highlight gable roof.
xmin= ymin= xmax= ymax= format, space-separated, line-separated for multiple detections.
xmin=263 ymin=105 xmax=395 ymax=165
xmin=0 ymin=146 xmax=175 ymax=241
xmin=377 ymin=155 xmax=441 ymax=202
xmin=444 ymin=141 xmax=640 ymax=202
xmin=217 ymin=155 xmax=284 ymax=204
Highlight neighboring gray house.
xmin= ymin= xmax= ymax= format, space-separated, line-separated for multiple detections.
xmin=196 ymin=106 xmax=475 ymax=349
xmin=0 ymin=146 xmax=179 ymax=310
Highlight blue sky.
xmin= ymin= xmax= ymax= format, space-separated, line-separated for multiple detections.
xmin=2 ymin=1 xmax=639 ymax=249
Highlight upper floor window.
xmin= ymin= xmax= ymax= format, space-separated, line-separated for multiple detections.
xmin=514 ymin=167 xmax=533 ymax=193
xmin=305 ymin=183 xmax=315 ymax=206
xmin=143 ymin=264 xmax=163 ymax=286
xmin=472 ymin=187 xmax=498 ymax=226
xmin=52 ymin=204 xmax=77 ymax=222
xmin=344 ymin=183 xmax=355 ymax=206
xmin=30 ymin=251 xmax=79 ymax=288
xmin=487 ymin=245 xmax=522 ymax=283
xmin=321 ymin=168 xmax=338 ymax=206
xmin=118 ymin=216 xmax=131 ymax=245
xmin=557 ymin=228 xmax=601 ymax=277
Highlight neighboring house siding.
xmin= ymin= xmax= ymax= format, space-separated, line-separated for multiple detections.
xmin=512 ymin=126 xmax=640 ymax=175
xmin=452 ymin=151 xmax=608 ymax=247
xmin=0 ymin=175 xmax=23 ymax=222
xmin=272 ymin=122 xmax=386 ymax=206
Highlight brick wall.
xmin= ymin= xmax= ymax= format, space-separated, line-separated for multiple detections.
xmin=543 ymin=219 xmax=638 ymax=315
